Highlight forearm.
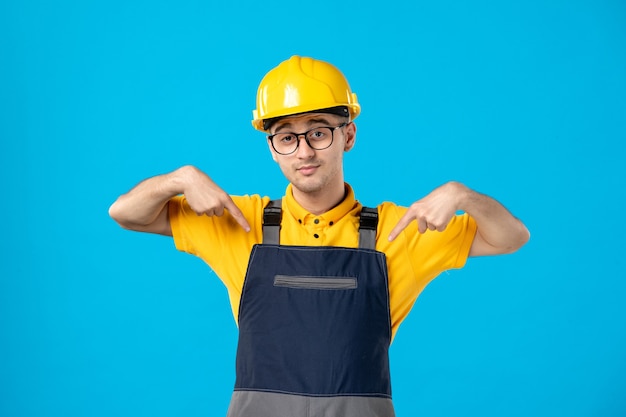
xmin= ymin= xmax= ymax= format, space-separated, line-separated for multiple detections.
xmin=109 ymin=166 xmax=189 ymax=229
xmin=457 ymin=184 xmax=530 ymax=256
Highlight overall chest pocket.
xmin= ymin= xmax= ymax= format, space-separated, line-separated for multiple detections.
xmin=273 ymin=275 xmax=357 ymax=290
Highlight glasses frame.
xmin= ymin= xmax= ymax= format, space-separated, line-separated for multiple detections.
xmin=267 ymin=123 xmax=348 ymax=155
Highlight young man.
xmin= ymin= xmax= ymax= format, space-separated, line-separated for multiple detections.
xmin=109 ymin=55 xmax=529 ymax=417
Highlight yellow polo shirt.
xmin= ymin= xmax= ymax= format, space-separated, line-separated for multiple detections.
xmin=169 ymin=183 xmax=476 ymax=341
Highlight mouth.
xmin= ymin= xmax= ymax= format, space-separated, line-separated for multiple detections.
xmin=296 ymin=164 xmax=320 ymax=176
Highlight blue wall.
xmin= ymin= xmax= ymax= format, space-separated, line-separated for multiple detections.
xmin=1 ymin=1 xmax=625 ymax=416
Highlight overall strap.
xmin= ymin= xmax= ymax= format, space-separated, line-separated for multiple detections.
xmin=263 ymin=200 xmax=379 ymax=249
xmin=262 ymin=199 xmax=283 ymax=245
xmin=358 ymin=207 xmax=378 ymax=250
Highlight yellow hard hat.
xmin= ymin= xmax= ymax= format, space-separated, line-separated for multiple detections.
xmin=252 ymin=55 xmax=361 ymax=132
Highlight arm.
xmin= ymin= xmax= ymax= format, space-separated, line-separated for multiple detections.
xmin=388 ymin=182 xmax=529 ymax=257
xmin=108 ymin=165 xmax=250 ymax=236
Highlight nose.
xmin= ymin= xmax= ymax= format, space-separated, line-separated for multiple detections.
xmin=295 ymin=135 xmax=315 ymax=158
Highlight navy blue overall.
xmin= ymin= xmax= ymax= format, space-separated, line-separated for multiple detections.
xmin=226 ymin=201 xmax=395 ymax=417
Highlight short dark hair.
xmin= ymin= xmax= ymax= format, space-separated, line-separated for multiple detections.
xmin=263 ymin=106 xmax=350 ymax=131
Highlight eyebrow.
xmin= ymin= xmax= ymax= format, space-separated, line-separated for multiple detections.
xmin=274 ymin=117 xmax=334 ymax=133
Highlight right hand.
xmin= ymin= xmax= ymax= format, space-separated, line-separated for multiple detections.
xmin=181 ymin=166 xmax=251 ymax=232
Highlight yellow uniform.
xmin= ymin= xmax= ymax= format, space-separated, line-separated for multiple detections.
xmin=170 ymin=183 xmax=476 ymax=341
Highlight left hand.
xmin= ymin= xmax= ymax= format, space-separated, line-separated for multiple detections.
xmin=388 ymin=182 xmax=467 ymax=241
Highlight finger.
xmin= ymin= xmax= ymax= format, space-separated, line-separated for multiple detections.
xmin=224 ymin=198 xmax=251 ymax=232
xmin=418 ymin=218 xmax=428 ymax=234
xmin=388 ymin=212 xmax=414 ymax=241
xmin=195 ymin=207 xmax=213 ymax=216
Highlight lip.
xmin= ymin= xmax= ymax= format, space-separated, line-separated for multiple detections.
xmin=297 ymin=165 xmax=319 ymax=176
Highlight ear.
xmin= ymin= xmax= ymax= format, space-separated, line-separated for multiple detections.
xmin=343 ymin=122 xmax=357 ymax=151
xmin=267 ymin=139 xmax=278 ymax=162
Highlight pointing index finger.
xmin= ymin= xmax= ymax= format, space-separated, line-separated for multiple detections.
xmin=388 ymin=211 xmax=413 ymax=241
xmin=224 ymin=198 xmax=251 ymax=232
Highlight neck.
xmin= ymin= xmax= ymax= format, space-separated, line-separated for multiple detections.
xmin=291 ymin=182 xmax=347 ymax=215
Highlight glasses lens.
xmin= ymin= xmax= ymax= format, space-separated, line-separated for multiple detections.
xmin=271 ymin=133 xmax=298 ymax=154
xmin=306 ymin=127 xmax=333 ymax=150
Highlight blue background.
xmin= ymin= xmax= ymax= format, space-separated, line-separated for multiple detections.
xmin=1 ymin=0 xmax=625 ymax=416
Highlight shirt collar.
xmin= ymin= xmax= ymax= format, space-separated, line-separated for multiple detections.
xmin=284 ymin=183 xmax=358 ymax=224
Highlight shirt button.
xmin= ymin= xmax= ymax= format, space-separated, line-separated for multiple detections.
xmin=314 ymin=219 xmax=320 ymax=224
xmin=313 ymin=234 xmax=319 ymax=239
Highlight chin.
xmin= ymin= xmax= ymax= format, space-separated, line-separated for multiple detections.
xmin=294 ymin=183 xmax=324 ymax=194
xmin=291 ymin=178 xmax=326 ymax=194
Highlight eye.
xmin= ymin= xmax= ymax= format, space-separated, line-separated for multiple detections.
xmin=307 ymin=128 xmax=328 ymax=141
xmin=277 ymin=134 xmax=296 ymax=144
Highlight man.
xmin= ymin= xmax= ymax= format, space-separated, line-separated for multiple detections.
xmin=109 ymin=55 xmax=529 ymax=417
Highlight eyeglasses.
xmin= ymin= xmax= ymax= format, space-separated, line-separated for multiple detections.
xmin=268 ymin=123 xmax=348 ymax=155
